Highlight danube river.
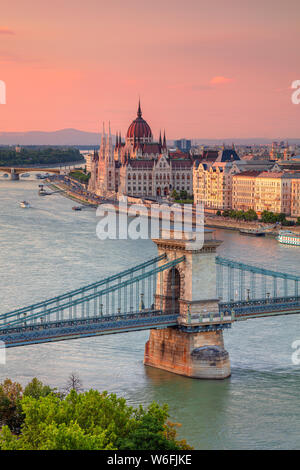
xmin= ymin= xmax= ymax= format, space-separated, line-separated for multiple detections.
xmin=1 ymin=179 xmax=300 ymax=450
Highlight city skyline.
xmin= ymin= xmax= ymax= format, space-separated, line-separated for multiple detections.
xmin=0 ymin=0 xmax=299 ymax=138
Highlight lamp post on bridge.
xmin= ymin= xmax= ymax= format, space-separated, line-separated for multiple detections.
xmin=247 ymin=289 xmax=250 ymax=301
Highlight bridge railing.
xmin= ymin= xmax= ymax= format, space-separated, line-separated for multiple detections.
xmin=0 ymin=256 xmax=185 ymax=331
xmin=219 ymin=295 xmax=300 ymax=318
xmin=216 ymin=256 xmax=300 ymax=302
xmin=0 ymin=310 xmax=180 ymax=348
xmin=220 ymin=294 xmax=300 ymax=309
xmin=0 ymin=309 xmax=180 ymax=335
xmin=0 ymin=254 xmax=166 ymax=323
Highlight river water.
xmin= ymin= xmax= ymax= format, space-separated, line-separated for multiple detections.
xmin=0 ymin=179 xmax=300 ymax=450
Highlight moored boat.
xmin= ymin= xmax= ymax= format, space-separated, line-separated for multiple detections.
xmin=277 ymin=230 xmax=300 ymax=246
xmin=239 ymin=228 xmax=266 ymax=237
xmin=38 ymin=189 xmax=51 ymax=196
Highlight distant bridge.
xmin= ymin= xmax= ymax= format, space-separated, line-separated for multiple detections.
xmin=0 ymin=167 xmax=60 ymax=180
xmin=0 ymin=165 xmax=79 ymax=180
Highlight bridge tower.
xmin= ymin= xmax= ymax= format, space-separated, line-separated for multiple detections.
xmin=144 ymin=229 xmax=231 ymax=379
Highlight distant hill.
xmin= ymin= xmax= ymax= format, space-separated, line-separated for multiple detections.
xmin=193 ymin=138 xmax=300 ymax=145
xmin=0 ymin=128 xmax=103 ymax=146
xmin=0 ymin=128 xmax=299 ymax=146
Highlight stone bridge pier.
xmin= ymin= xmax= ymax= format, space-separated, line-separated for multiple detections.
xmin=144 ymin=229 xmax=231 ymax=379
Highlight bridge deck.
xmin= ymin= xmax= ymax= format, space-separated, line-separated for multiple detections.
xmin=0 ymin=311 xmax=178 ymax=348
xmin=220 ymin=295 xmax=300 ymax=320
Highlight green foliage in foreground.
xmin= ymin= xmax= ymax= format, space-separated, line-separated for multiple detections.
xmin=0 ymin=378 xmax=192 ymax=450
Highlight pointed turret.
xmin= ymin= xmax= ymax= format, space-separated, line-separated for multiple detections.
xmin=105 ymin=121 xmax=113 ymax=164
xmin=99 ymin=122 xmax=106 ymax=160
xmin=137 ymin=98 xmax=142 ymax=118
xmin=163 ymin=130 xmax=167 ymax=150
xmin=159 ymin=130 xmax=162 ymax=147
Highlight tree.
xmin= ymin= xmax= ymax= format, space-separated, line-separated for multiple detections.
xmin=0 ymin=377 xmax=57 ymax=435
xmin=69 ymin=170 xmax=90 ymax=184
xmin=64 ymin=373 xmax=83 ymax=394
xmin=0 ymin=389 xmax=192 ymax=450
xmin=171 ymin=189 xmax=178 ymax=200
xmin=179 ymin=190 xmax=188 ymax=200
xmin=24 ymin=378 xmax=55 ymax=400
xmin=118 ymin=402 xmax=191 ymax=450
xmin=260 ymin=210 xmax=287 ymax=224
xmin=0 ymin=147 xmax=84 ymax=166
xmin=244 ymin=209 xmax=258 ymax=221
xmin=0 ymin=379 xmax=23 ymax=434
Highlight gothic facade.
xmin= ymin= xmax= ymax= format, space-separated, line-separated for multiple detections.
xmin=88 ymin=101 xmax=193 ymax=199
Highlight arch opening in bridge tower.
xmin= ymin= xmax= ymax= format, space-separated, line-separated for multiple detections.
xmin=166 ymin=267 xmax=181 ymax=314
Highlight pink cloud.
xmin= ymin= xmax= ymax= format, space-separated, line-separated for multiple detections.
xmin=210 ymin=76 xmax=233 ymax=85
xmin=0 ymin=28 xmax=15 ymax=35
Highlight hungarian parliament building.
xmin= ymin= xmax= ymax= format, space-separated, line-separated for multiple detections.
xmin=88 ymin=101 xmax=193 ymax=199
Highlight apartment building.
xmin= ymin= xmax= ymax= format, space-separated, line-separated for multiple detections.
xmin=232 ymin=171 xmax=261 ymax=211
xmin=254 ymin=172 xmax=292 ymax=215
xmin=291 ymin=177 xmax=300 ymax=217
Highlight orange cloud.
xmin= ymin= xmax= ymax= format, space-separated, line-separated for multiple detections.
xmin=210 ymin=76 xmax=233 ymax=85
xmin=0 ymin=28 xmax=15 ymax=35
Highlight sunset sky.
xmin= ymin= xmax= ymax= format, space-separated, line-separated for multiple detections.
xmin=0 ymin=0 xmax=299 ymax=139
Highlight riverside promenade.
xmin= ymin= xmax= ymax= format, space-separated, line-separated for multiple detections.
xmin=46 ymin=175 xmax=295 ymax=236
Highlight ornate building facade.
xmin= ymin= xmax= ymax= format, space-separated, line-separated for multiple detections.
xmin=89 ymin=101 xmax=193 ymax=199
xmin=193 ymin=158 xmax=279 ymax=211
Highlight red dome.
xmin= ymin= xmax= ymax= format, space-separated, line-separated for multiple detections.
xmin=126 ymin=101 xmax=153 ymax=142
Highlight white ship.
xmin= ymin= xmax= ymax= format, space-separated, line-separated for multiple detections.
xmin=277 ymin=230 xmax=300 ymax=246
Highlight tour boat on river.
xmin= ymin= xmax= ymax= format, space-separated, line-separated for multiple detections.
xmin=19 ymin=201 xmax=30 ymax=208
xmin=277 ymin=230 xmax=300 ymax=246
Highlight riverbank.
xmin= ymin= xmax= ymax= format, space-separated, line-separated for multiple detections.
xmin=205 ymin=215 xmax=300 ymax=236
xmin=47 ymin=177 xmax=300 ymax=237
xmin=46 ymin=180 xmax=98 ymax=207
xmin=204 ymin=217 xmax=274 ymax=236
